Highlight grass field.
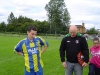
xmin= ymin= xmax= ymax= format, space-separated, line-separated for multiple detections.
xmin=0 ymin=35 xmax=92 ymax=75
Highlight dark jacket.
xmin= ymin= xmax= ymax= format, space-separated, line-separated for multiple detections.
xmin=59 ymin=33 xmax=89 ymax=63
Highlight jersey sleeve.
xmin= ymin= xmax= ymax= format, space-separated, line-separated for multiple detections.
xmin=14 ymin=40 xmax=23 ymax=53
xmin=39 ymin=37 xmax=49 ymax=47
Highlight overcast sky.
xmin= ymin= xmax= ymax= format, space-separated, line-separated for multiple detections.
xmin=0 ymin=0 xmax=100 ymax=29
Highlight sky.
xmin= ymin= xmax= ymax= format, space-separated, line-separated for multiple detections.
xmin=0 ymin=0 xmax=100 ymax=29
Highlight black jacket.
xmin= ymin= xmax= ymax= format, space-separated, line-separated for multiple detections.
xmin=59 ymin=33 xmax=89 ymax=63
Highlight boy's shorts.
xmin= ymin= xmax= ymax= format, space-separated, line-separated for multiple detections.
xmin=24 ymin=68 xmax=43 ymax=75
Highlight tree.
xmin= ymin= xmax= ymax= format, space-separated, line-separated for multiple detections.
xmin=7 ymin=12 xmax=15 ymax=24
xmin=45 ymin=0 xmax=70 ymax=34
xmin=0 ymin=22 xmax=6 ymax=32
xmin=86 ymin=27 xmax=98 ymax=34
xmin=7 ymin=12 xmax=18 ymax=32
xmin=6 ymin=24 xmax=14 ymax=32
xmin=17 ymin=15 xmax=33 ymax=24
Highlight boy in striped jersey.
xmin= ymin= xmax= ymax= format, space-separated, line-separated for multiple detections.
xmin=14 ymin=25 xmax=48 ymax=75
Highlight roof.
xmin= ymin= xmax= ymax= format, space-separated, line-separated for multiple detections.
xmin=75 ymin=25 xmax=83 ymax=28
xmin=68 ymin=24 xmax=85 ymax=28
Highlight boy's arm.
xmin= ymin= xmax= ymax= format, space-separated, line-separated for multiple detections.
xmin=39 ymin=37 xmax=49 ymax=54
xmin=14 ymin=40 xmax=23 ymax=56
xmin=41 ymin=46 xmax=48 ymax=54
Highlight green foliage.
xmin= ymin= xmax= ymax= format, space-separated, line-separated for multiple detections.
xmin=86 ymin=27 xmax=98 ymax=34
xmin=0 ymin=22 xmax=6 ymax=32
xmin=6 ymin=24 xmax=15 ymax=32
xmin=5 ymin=12 xmax=51 ymax=33
xmin=7 ymin=12 xmax=16 ymax=24
xmin=34 ymin=20 xmax=50 ymax=33
xmin=45 ymin=0 xmax=70 ymax=34
xmin=0 ymin=11 xmax=69 ymax=34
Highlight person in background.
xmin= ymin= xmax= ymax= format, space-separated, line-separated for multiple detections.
xmin=14 ymin=25 xmax=49 ymax=75
xmin=88 ymin=37 xmax=100 ymax=75
xmin=84 ymin=34 xmax=88 ymax=40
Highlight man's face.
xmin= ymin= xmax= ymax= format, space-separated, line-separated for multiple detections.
xmin=69 ymin=30 xmax=77 ymax=37
xmin=27 ymin=30 xmax=37 ymax=40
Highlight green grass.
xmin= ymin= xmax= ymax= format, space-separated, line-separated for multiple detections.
xmin=0 ymin=36 xmax=92 ymax=75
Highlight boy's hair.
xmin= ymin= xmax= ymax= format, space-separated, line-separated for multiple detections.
xmin=27 ymin=25 xmax=37 ymax=32
xmin=93 ymin=37 xmax=99 ymax=42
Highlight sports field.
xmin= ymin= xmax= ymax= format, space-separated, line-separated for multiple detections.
xmin=0 ymin=36 xmax=92 ymax=75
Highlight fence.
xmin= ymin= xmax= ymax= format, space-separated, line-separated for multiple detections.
xmin=0 ymin=32 xmax=63 ymax=39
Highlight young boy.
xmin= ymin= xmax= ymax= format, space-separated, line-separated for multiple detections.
xmin=88 ymin=37 xmax=100 ymax=75
xmin=14 ymin=25 xmax=49 ymax=75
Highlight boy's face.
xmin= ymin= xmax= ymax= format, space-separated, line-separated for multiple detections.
xmin=93 ymin=40 xmax=99 ymax=47
xmin=27 ymin=30 xmax=37 ymax=40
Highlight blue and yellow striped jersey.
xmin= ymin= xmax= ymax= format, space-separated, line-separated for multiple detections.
xmin=14 ymin=36 xmax=48 ymax=72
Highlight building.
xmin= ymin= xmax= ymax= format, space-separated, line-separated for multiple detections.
xmin=76 ymin=23 xmax=86 ymax=33
xmin=97 ymin=29 xmax=100 ymax=34
xmin=70 ymin=23 xmax=86 ymax=34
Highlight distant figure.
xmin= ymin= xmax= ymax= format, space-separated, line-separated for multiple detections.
xmin=59 ymin=25 xmax=89 ymax=75
xmin=97 ymin=34 xmax=100 ymax=42
xmin=97 ymin=34 xmax=100 ymax=37
xmin=84 ymin=34 xmax=88 ymax=40
xmin=88 ymin=37 xmax=100 ymax=75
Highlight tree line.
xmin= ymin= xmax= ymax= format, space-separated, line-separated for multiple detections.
xmin=0 ymin=0 xmax=71 ymax=35
xmin=0 ymin=12 xmax=51 ymax=34
xmin=0 ymin=12 xmax=68 ymax=34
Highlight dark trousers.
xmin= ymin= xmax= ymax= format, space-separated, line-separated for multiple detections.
xmin=88 ymin=63 xmax=100 ymax=75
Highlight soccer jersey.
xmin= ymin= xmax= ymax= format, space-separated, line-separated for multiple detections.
xmin=14 ymin=36 xmax=48 ymax=73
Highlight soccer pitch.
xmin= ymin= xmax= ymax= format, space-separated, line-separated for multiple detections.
xmin=0 ymin=36 xmax=92 ymax=75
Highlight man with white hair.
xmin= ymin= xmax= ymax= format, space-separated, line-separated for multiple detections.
xmin=59 ymin=25 xmax=89 ymax=75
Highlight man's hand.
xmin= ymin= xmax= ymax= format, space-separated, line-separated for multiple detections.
xmin=82 ymin=62 xmax=88 ymax=67
xmin=62 ymin=61 xmax=67 ymax=68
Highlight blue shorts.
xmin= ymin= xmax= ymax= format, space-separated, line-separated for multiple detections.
xmin=24 ymin=68 xmax=43 ymax=75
